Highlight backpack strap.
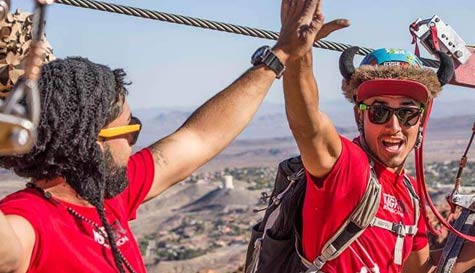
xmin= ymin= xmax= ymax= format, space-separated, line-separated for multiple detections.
xmin=403 ymin=174 xmax=421 ymax=226
xmin=298 ymin=167 xmax=382 ymax=273
xmin=370 ymin=175 xmax=421 ymax=265
xmin=264 ymin=168 xmax=305 ymax=231
xmin=370 ymin=218 xmax=418 ymax=265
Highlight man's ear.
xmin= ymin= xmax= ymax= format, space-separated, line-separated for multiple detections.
xmin=96 ymin=140 xmax=105 ymax=152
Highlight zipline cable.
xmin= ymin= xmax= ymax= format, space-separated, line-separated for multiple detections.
xmin=54 ymin=0 xmax=441 ymax=68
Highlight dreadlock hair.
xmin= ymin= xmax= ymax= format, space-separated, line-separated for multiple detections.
xmin=0 ymin=57 xmax=131 ymax=273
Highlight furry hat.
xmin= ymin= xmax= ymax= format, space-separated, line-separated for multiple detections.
xmin=339 ymin=47 xmax=454 ymax=104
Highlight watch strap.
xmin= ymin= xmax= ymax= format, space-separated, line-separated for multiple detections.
xmin=262 ymin=52 xmax=285 ymax=79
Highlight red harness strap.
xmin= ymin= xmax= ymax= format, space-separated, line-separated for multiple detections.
xmin=416 ymin=102 xmax=475 ymax=242
xmin=429 ymin=24 xmax=441 ymax=51
xmin=410 ymin=22 xmax=421 ymax=57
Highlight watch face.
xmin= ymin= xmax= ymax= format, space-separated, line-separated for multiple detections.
xmin=251 ymin=46 xmax=270 ymax=65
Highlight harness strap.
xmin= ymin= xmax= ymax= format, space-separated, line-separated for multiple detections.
xmin=246 ymin=238 xmax=263 ymax=273
xmin=371 ymin=218 xmax=418 ymax=236
xmin=368 ymin=174 xmax=420 ymax=265
xmin=301 ymin=222 xmax=365 ymax=273
xmin=402 ymin=175 xmax=421 ymax=226
xmin=410 ymin=22 xmax=421 ymax=57
xmin=430 ymin=24 xmax=441 ymax=51
xmin=273 ymin=174 xmax=299 ymax=206
xmin=371 ymin=217 xmax=418 ymax=265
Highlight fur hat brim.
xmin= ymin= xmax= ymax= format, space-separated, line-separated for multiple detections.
xmin=342 ymin=65 xmax=442 ymax=104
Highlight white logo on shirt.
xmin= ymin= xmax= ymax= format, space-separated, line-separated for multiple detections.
xmin=92 ymin=220 xmax=130 ymax=248
xmin=383 ymin=193 xmax=404 ymax=217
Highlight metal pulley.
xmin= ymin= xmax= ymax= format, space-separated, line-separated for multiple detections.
xmin=410 ymin=15 xmax=475 ymax=88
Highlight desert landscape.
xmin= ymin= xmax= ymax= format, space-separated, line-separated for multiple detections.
xmin=1 ymin=105 xmax=475 ymax=273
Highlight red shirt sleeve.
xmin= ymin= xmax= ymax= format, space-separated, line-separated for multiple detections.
xmin=301 ymin=136 xmax=371 ymax=261
xmin=123 ymin=148 xmax=155 ymax=220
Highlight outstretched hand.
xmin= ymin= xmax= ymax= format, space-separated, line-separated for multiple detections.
xmin=274 ymin=0 xmax=349 ymax=62
xmin=315 ymin=19 xmax=350 ymax=41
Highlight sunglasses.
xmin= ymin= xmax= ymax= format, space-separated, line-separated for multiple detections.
xmin=359 ymin=103 xmax=424 ymax=127
xmin=98 ymin=116 xmax=142 ymax=145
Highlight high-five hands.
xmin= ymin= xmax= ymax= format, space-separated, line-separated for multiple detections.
xmin=274 ymin=0 xmax=350 ymax=63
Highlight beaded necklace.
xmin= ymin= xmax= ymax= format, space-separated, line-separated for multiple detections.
xmin=26 ymin=182 xmax=137 ymax=273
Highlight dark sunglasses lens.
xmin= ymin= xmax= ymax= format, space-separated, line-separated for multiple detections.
xmin=396 ymin=108 xmax=421 ymax=126
xmin=130 ymin=116 xmax=142 ymax=127
xmin=129 ymin=116 xmax=142 ymax=145
xmin=130 ymin=132 xmax=139 ymax=145
xmin=368 ymin=105 xmax=391 ymax=124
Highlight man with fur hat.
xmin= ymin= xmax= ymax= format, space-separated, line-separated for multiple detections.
xmin=282 ymin=2 xmax=454 ymax=273
xmin=0 ymin=0 xmax=340 ymax=272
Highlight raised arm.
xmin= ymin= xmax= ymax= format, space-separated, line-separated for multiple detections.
xmin=144 ymin=0 xmax=325 ymax=200
xmin=145 ymin=66 xmax=279 ymax=198
xmin=283 ymin=3 xmax=350 ymax=177
xmin=0 ymin=211 xmax=35 ymax=273
xmin=0 ymin=211 xmax=18 ymax=272
xmin=284 ymin=52 xmax=341 ymax=177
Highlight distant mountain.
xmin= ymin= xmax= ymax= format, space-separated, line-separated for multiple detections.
xmin=134 ymin=99 xmax=475 ymax=148
xmin=179 ymin=188 xmax=258 ymax=212
xmin=430 ymin=98 xmax=475 ymax=119
xmin=427 ymin=114 xmax=475 ymax=131
xmin=133 ymin=104 xmax=340 ymax=145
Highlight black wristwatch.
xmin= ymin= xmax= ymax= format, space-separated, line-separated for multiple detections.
xmin=251 ymin=46 xmax=285 ymax=79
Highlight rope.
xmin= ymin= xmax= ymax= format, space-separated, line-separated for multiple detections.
xmin=54 ymin=0 xmax=441 ymax=68
xmin=453 ymin=121 xmax=475 ymax=192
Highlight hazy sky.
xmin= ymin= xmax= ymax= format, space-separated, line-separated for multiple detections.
xmin=13 ymin=0 xmax=475 ymax=111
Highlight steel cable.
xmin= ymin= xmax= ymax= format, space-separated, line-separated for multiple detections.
xmin=54 ymin=0 xmax=440 ymax=68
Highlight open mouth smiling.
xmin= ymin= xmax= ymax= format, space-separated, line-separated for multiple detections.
xmin=381 ymin=138 xmax=405 ymax=153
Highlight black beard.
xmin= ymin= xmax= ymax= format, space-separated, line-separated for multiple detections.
xmin=66 ymin=147 xmax=129 ymax=203
xmin=103 ymin=148 xmax=128 ymax=199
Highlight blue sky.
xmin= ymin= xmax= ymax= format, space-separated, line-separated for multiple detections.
xmin=13 ymin=0 xmax=475 ymax=111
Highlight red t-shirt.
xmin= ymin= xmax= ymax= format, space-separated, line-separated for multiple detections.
xmin=0 ymin=148 xmax=155 ymax=273
xmin=302 ymin=136 xmax=427 ymax=273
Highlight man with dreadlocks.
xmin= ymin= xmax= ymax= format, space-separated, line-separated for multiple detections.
xmin=280 ymin=1 xmax=455 ymax=273
xmin=0 ymin=0 xmax=340 ymax=272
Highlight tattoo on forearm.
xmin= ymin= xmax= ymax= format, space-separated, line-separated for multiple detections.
xmin=150 ymin=146 xmax=168 ymax=169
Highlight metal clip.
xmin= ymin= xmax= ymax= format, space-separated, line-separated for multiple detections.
xmin=392 ymin=223 xmax=406 ymax=236
xmin=287 ymin=168 xmax=305 ymax=182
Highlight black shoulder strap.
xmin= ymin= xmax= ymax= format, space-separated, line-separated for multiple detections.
xmin=402 ymin=174 xmax=421 ymax=229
